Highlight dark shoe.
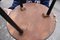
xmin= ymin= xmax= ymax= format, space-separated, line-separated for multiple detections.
xmin=31 ymin=0 xmax=35 ymax=3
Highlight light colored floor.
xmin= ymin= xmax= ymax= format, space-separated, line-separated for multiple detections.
xmin=47 ymin=1 xmax=60 ymax=40
xmin=0 ymin=0 xmax=60 ymax=40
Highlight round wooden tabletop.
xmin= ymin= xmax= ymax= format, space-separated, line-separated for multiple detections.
xmin=7 ymin=3 xmax=56 ymax=40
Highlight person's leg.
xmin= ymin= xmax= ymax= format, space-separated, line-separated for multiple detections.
xmin=40 ymin=0 xmax=50 ymax=7
xmin=4 ymin=0 xmax=20 ymax=15
xmin=9 ymin=0 xmax=20 ymax=10
xmin=9 ymin=0 xmax=26 ymax=10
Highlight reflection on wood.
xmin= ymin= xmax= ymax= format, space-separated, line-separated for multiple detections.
xmin=7 ymin=3 xmax=56 ymax=40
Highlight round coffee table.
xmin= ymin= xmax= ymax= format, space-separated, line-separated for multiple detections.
xmin=7 ymin=3 xmax=56 ymax=40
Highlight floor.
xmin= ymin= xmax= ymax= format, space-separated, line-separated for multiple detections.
xmin=0 ymin=0 xmax=60 ymax=40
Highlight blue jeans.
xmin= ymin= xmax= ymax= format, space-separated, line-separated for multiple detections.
xmin=40 ymin=0 xmax=50 ymax=7
xmin=9 ymin=0 xmax=50 ymax=10
xmin=9 ymin=0 xmax=20 ymax=10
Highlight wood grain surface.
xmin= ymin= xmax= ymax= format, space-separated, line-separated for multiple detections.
xmin=7 ymin=3 xmax=56 ymax=40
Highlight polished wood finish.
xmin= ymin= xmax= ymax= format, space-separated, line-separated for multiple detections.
xmin=7 ymin=3 xmax=56 ymax=40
